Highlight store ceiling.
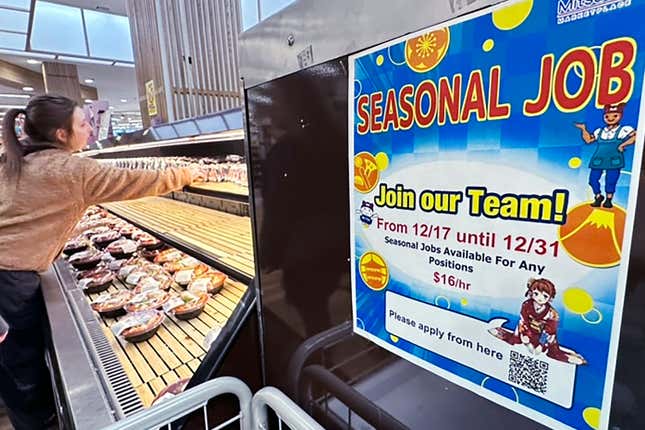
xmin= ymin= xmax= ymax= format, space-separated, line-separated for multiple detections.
xmin=0 ymin=53 xmax=140 ymax=111
xmin=0 ymin=0 xmax=140 ymax=134
xmin=50 ymin=0 xmax=127 ymax=16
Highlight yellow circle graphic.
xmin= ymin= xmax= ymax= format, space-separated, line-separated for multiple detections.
xmin=563 ymin=288 xmax=594 ymax=315
xmin=482 ymin=39 xmax=495 ymax=52
xmin=359 ymin=252 xmax=389 ymax=291
xmin=390 ymin=335 xmax=399 ymax=343
xmin=405 ymin=28 xmax=450 ymax=73
xmin=461 ymin=298 xmax=469 ymax=306
xmin=492 ymin=0 xmax=534 ymax=30
xmin=568 ymin=157 xmax=583 ymax=169
xmin=582 ymin=407 xmax=601 ymax=430
xmin=376 ymin=54 xmax=384 ymax=66
xmin=375 ymin=152 xmax=389 ymax=171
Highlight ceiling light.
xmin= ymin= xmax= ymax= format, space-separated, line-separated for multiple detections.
xmin=22 ymin=87 xmax=34 ymax=92
xmin=113 ymin=62 xmax=135 ymax=68
xmin=84 ymin=78 xmax=95 ymax=84
xmin=0 ymin=105 xmax=25 ymax=109
xmin=27 ymin=59 xmax=40 ymax=65
xmin=0 ymin=94 xmax=30 ymax=99
xmin=84 ymin=99 xmax=93 ymax=104
xmin=120 ymin=98 xmax=128 ymax=103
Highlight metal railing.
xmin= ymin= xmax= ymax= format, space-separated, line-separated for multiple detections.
xmin=100 ymin=377 xmax=324 ymax=430
xmin=252 ymin=387 xmax=324 ymax=430
xmin=100 ymin=376 xmax=252 ymax=430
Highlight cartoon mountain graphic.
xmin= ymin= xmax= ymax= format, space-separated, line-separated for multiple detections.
xmin=558 ymin=205 xmax=625 ymax=268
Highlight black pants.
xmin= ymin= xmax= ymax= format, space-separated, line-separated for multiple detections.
xmin=0 ymin=271 xmax=55 ymax=430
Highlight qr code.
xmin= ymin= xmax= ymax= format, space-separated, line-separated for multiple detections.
xmin=508 ymin=350 xmax=549 ymax=394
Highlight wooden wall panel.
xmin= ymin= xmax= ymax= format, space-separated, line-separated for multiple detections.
xmin=126 ymin=0 xmax=168 ymax=127
xmin=127 ymin=0 xmax=242 ymax=125
xmin=42 ymin=62 xmax=83 ymax=105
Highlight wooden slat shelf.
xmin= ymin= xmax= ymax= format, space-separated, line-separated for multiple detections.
xmin=102 ymin=197 xmax=255 ymax=278
xmin=190 ymin=182 xmax=249 ymax=197
xmin=87 ymin=277 xmax=247 ymax=407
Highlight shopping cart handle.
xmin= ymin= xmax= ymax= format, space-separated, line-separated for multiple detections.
xmin=252 ymin=386 xmax=325 ymax=430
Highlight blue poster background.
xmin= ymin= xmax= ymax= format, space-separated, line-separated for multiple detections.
xmin=350 ymin=1 xmax=645 ymax=429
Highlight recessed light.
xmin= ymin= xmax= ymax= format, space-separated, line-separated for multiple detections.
xmin=27 ymin=59 xmax=40 ymax=65
xmin=22 ymin=87 xmax=34 ymax=92
xmin=120 ymin=98 xmax=128 ymax=103
xmin=0 ymin=94 xmax=30 ymax=99
xmin=84 ymin=78 xmax=95 ymax=84
xmin=84 ymin=99 xmax=93 ymax=104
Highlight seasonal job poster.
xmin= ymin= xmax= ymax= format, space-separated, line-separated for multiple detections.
xmin=348 ymin=1 xmax=645 ymax=429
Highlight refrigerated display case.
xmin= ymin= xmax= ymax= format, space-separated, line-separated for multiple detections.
xmin=40 ymin=116 xmax=262 ymax=429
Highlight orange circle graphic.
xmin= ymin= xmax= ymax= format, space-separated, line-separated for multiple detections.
xmin=405 ymin=28 xmax=450 ymax=73
xmin=359 ymin=251 xmax=389 ymax=291
xmin=558 ymin=203 xmax=626 ymax=268
xmin=354 ymin=152 xmax=380 ymax=193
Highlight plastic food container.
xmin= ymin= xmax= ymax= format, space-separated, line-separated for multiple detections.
xmin=188 ymin=271 xmax=227 ymax=295
xmin=115 ymin=310 xmax=165 ymax=343
xmin=78 ymin=269 xmax=115 ymax=295
xmin=106 ymin=239 xmax=139 ymax=259
xmin=125 ymin=290 xmax=171 ymax=313
xmin=69 ymin=249 xmax=103 ymax=271
xmin=91 ymin=290 xmax=132 ymax=318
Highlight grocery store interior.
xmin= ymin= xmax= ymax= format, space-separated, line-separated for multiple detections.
xmin=1 ymin=0 xmax=645 ymax=429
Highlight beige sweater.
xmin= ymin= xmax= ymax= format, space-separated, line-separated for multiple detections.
xmin=0 ymin=148 xmax=193 ymax=272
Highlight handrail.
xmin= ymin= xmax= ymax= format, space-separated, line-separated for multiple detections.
xmin=286 ymin=321 xmax=353 ymax=399
xmin=252 ymin=386 xmax=324 ymax=430
xmin=100 ymin=377 xmax=252 ymax=430
xmin=299 ymin=364 xmax=407 ymax=430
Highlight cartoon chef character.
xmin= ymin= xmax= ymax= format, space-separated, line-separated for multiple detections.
xmin=575 ymin=103 xmax=637 ymax=209
xmin=357 ymin=201 xmax=377 ymax=227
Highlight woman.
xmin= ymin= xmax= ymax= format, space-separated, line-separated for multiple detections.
xmin=0 ymin=95 xmax=198 ymax=429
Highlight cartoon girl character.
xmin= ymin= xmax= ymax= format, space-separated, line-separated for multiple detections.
xmin=489 ymin=278 xmax=586 ymax=365
xmin=575 ymin=103 xmax=637 ymax=209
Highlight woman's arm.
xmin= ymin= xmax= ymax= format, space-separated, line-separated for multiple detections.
xmin=75 ymin=157 xmax=195 ymax=206
xmin=574 ymin=123 xmax=596 ymax=144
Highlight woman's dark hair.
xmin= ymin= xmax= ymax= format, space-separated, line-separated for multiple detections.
xmin=1 ymin=94 xmax=78 ymax=177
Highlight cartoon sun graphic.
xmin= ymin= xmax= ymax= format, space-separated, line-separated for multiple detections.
xmin=558 ymin=204 xmax=626 ymax=268
xmin=405 ymin=28 xmax=450 ymax=73
xmin=415 ymin=33 xmax=437 ymax=59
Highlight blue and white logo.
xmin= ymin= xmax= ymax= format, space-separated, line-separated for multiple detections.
xmin=557 ymin=0 xmax=631 ymax=24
